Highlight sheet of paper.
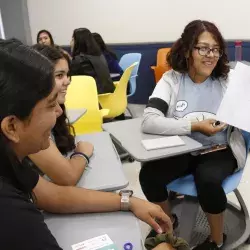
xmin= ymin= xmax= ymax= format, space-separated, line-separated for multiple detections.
xmin=72 ymin=234 xmax=118 ymax=250
xmin=216 ymin=62 xmax=250 ymax=132
xmin=141 ymin=136 xmax=185 ymax=151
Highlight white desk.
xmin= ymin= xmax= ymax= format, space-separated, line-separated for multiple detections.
xmin=103 ymin=118 xmax=203 ymax=162
xmin=75 ymin=132 xmax=129 ymax=191
xmin=67 ymin=108 xmax=87 ymax=124
xmin=44 ymin=211 xmax=143 ymax=250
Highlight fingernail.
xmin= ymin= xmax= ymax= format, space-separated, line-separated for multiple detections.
xmin=157 ymin=228 xmax=163 ymax=234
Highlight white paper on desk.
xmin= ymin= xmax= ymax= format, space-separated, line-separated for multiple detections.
xmin=141 ymin=136 xmax=185 ymax=151
xmin=216 ymin=62 xmax=250 ymax=132
xmin=72 ymin=234 xmax=115 ymax=250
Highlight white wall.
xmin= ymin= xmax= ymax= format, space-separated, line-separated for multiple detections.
xmin=0 ymin=0 xmax=32 ymax=44
xmin=28 ymin=0 xmax=250 ymax=45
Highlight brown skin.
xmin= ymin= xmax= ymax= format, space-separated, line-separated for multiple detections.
xmin=2 ymin=85 xmax=173 ymax=237
xmin=38 ymin=32 xmax=52 ymax=46
xmin=153 ymin=243 xmax=176 ymax=250
xmin=191 ymin=119 xmax=226 ymax=136
xmin=29 ymin=58 xmax=94 ymax=186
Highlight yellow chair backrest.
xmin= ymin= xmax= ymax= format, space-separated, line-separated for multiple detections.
xmin=65 ymin=76 xmax=104 ymax=134
xmin=98 ymin=62 xmax=138 ymax=119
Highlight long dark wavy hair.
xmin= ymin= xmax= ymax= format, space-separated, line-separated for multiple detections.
xmin=167 ymin=20 xmax=230 ymax=79
xmin=33 ymin=44 xmax=75 ymax=155
xmin=92 ymin=32 xmax=118 ymax=60
xmin=72 ymin=28 xmax=102 ymax=57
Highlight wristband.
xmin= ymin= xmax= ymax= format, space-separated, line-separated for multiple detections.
xmin=70 ymin=152 xmax=90 ymax=164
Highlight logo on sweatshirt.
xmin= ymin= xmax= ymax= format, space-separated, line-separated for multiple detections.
xmin=176 ymin=100 xmax=188 ymax=112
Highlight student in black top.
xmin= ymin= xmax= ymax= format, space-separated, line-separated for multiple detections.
xmin=92 ymin=32 xmax=123 ymax=79
xmin=0 ymin=39 xmax=172 ymax=250
xmin=70 ymin=28 xmax=115 ymax=94
xmin=92 ymin=32 xmax=131 ymax=97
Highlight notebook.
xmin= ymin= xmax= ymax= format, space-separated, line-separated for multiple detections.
xmin=141 ymin=136 xmax=185 ymax=151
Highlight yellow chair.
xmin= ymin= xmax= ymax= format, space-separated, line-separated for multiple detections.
xmin=65 ymin=76 xmax=109 ymax=134
xmin=98 ymin=62 xmax=138 ymax=119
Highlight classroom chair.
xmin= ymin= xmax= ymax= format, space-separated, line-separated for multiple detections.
xmin=151 ymin=48 xmax=171 ymax=83
xmin=166 ymin=131 xmax=250 ymax=249
xmin=119 ymin=53 xmax=142 ymax=117
xmin=98 ymin=62 xmax=138 ymax=119
xmin=65 ymin=76 xmax=109 ymax=135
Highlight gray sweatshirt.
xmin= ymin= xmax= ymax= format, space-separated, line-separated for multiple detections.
xmin=142 ymin=69 xmax=247 ymax=171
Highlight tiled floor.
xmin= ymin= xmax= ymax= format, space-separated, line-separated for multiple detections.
xmin=122 ymin=104 xmax=250 ymax=249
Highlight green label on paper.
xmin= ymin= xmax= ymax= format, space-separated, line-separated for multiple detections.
xmin=99 ymin=244 xmax=118 ymax=250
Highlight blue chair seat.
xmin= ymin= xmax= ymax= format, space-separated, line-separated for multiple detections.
xmin=167 ymin=169 xmax=244 ymax=197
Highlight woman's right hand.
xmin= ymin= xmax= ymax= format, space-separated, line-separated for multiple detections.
xmin=192 ymin=119 xmax=226 ymax=136
xmin=75 ymin=141 xmax=94 ymax=158
xmin=129 ymin=197 xmax=173 ymax=235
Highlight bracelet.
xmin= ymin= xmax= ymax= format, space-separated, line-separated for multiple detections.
xmin=70 ymin=152 xmax=90 ymax=164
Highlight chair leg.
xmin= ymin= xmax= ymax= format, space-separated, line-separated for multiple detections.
xmin=126 ymin=106 xmax=135 ymax=118
xmin=111 ymin=137 xmax=132 ymax=162
xmin=223 ymin=189 xmax=250 ymax=249
xmin=179 ymin=195 xmax=199 ymax=244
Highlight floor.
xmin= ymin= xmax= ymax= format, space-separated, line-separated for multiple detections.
xmin=122 ymin=104 xmax=250 ymax=249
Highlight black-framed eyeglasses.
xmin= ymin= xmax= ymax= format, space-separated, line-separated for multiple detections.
xmin=194 ymin=46 xmax=223 ymax=58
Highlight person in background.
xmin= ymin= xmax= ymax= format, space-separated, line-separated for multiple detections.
xmin=70 ymin=28 xmax=115 ymax=94
xmin=92 ymin=32 xmax=131 ymax=97
xmin=92 ymin=32 xmax=123 ymax=79
xmin=27 ymin=44 xmax=93 ymax=186
xmin=0 ymin=38 xmax=172 ymax=250
xmin=37 ymin=29 xmax=55 ymax=46
xmin=140 ymin=20 xmax=247 ymax=250
xmin=37 ymin=30 xmax=72 ymax=59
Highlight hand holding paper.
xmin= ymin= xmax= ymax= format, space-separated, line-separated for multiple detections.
xmin=216 ymin=62 xmax=250 ymax=132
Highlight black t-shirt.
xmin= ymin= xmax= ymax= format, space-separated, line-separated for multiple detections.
xmin=0 ymin=160 xmax=62 ymax=249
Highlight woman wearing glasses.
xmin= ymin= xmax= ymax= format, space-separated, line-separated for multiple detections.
xmin=140 ymin=20 xmax=247 ymax=249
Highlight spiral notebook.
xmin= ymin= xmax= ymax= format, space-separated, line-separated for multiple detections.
xmin=141 ymin=136 xmax=185 ymax=151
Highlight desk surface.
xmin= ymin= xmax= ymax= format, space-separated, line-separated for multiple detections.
xmin=45 ymin=211 xmax=143 ymax=250
xmin=67 ymin=108 xmax=87 ymax=124
xmin=103 ymin=118 xmax=203 ymax=162
xmin=75 ymin=132 xmax=128 ymax=191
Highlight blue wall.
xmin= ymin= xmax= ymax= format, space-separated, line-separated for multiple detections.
xmin=63 ymin=41 xmax=250 ymax=105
